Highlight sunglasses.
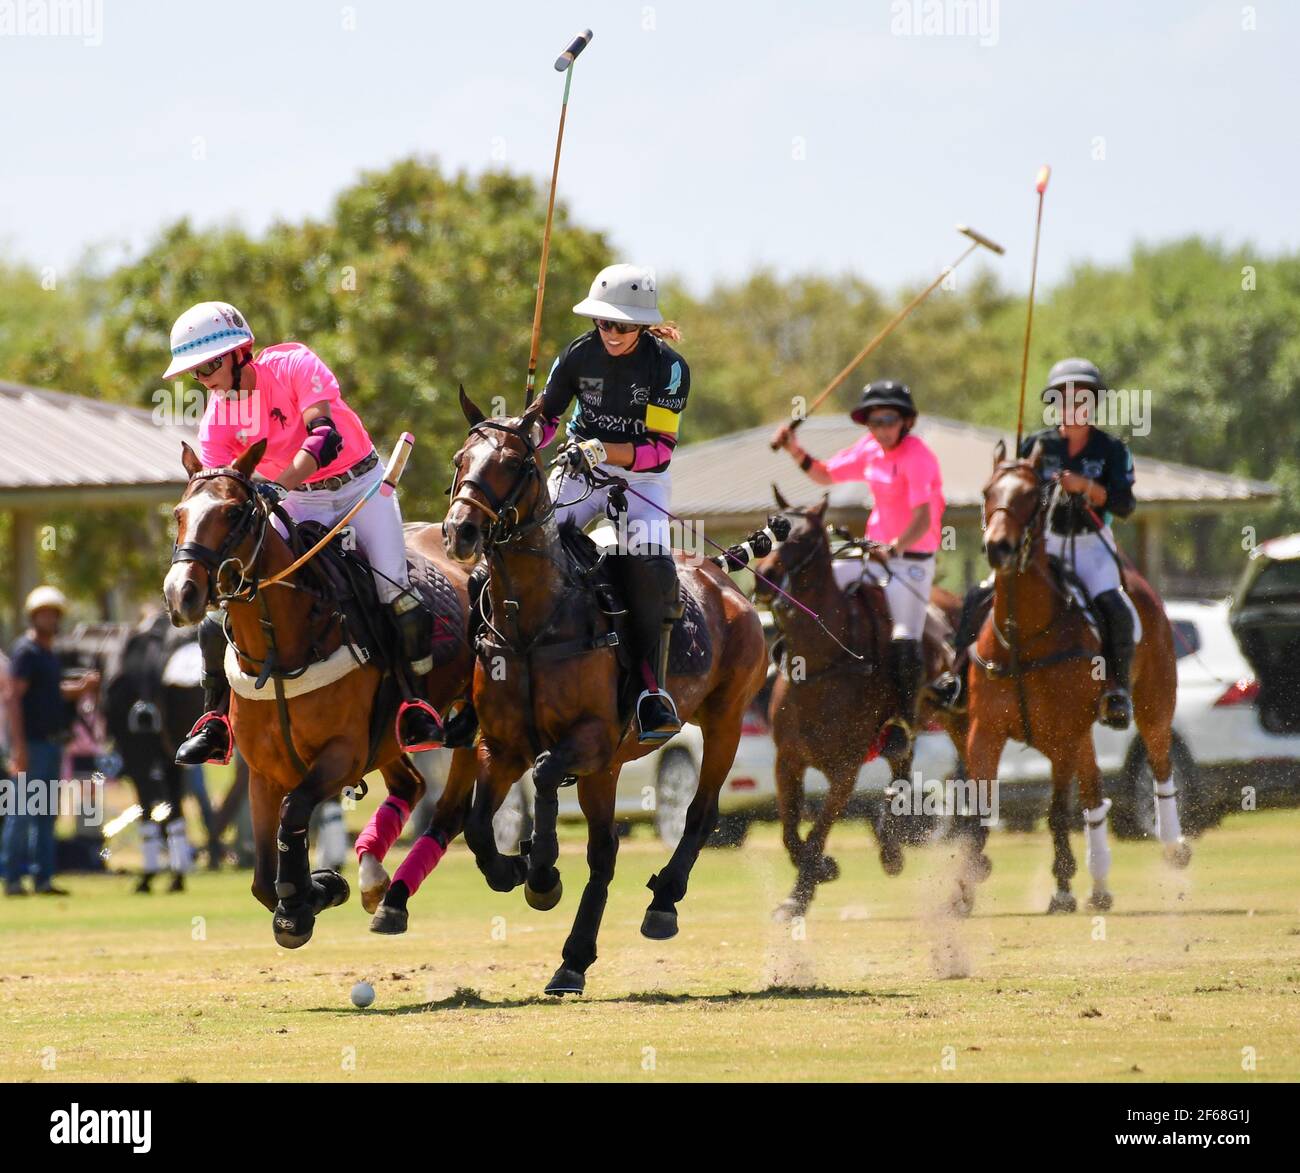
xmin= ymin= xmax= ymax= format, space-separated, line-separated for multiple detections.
xmin=594 ymin=319 xmax=641 ymax=335
xmin=191 ymin=355 xmax=227 ymax=378
xmin=866 ymin=411 xmax=903 ymax=427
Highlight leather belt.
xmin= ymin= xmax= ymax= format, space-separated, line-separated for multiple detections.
xmin=297 ymin=449 xmax=378 ymax=493
xmin=900 ymin=550 xmax=934 ymax=561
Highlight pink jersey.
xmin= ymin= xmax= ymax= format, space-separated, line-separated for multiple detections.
xmin=824 ymin=432 xmax=945 ymax=553
xmin=197 ymin=343 xmax=373 ymax=482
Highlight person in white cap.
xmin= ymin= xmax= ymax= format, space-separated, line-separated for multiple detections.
xmin=162 ymin=301 xmax=443 ymax=764
xmin=534 ymin=264 xmax=690 ymax=743
xmin=3 ymin=587 xmax=98 ymax=896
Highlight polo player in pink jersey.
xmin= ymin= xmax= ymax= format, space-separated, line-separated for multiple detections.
xmin=163 ymin=300 xmax=443 ymax=763
xmin=772 ymin=380 xmax=946 ymax=756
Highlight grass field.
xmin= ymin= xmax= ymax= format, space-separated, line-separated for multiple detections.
xmin=2 ymin=809 xmax=1298 ymax=1082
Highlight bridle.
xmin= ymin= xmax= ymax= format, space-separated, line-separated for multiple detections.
xmin=982 ymin=463 xmax=1055 ymax=575
xmin=171 ymin=467 xmax=273 ymax=605
xmin=449 ymin=419 xmax=556 ymax=547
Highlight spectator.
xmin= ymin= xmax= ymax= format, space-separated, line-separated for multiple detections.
xmin=3 ymin=587 xmax=99 ymax=896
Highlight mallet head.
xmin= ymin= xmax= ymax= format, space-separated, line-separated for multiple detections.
xmin=555 ymin=29 xmax=593 ymax=71
xmin=957 ymin=224 xmax=1006 ymax=255
xmin=1035 ymin=164 xmax=1051 ymax=194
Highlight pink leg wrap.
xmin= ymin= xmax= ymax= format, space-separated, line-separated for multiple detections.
xmin=354 ymin=796 xmax=411 ymax=864
xmin=391 ymin=835 xmax=446 ymax=897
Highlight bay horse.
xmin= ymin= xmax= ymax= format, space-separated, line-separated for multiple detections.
xmin=428 ymin=389 xmax=767 ymax=996
xmin=752 ymin=490 xmax=983 ymax=921
xmin=163 ymin=439 xmax=478 ymax=947
xmin=968 ymin=441 xmax=1184 ymax=914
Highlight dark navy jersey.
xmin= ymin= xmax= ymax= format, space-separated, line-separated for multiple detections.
xmin=1019 ymin=426 xmax=1136 ymax=534
xmin=540 ymin=330 xmax=690 ymax=473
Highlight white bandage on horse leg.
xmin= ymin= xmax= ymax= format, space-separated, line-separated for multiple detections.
xmin=165 ymin=816 xmax=194 ymax=875
xmin=1153 ymin=775 xmax=1183 ymax=844
xmin=1084 ymin=798 xmax=1113 ymax=887
xmin=314 ymin=800 xmax=349 ymax=871
xmin=141 ymin=820 xmax=163 ymax=875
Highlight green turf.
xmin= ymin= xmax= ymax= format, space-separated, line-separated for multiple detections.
xmin=2 ymin=810 xmax=1298 ymax=1082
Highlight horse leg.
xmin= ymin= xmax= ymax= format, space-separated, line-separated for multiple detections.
xmin=522 ymin=718 xmax=612 ymax=912
xmin=461 ymin=744 xmax=528 ymax=895
xmin=960 ymin=714 xmax=1007 ymax=916
xmin=775 ymin=762 xmax=854 ymax=922
xmin=356 ymin=755 xmax=427 ymax=913
xmin=774 ymin=744 xmax=808 ymax=871
xmin=875 ymin=737 xmax=910 ymax=878
xmin=369 ymin=746 xmax=476 ymax=934
xmin=271 ymin=738 xmax=356 ymax=949
xmin=641 ymin=703 xmax=743 ymax=941
xmin=1076 ymin=740 xmax=1114 ymax=911
xmin=1045 ymin=753 xmax=1079 ymax=915
xmin=544 ymin=771 xmax=620 ymax=997
xmin=248 ymin=769 xmax=282 ymax=912
xmin=1133 ymin=678 xmax=1191 ymax=868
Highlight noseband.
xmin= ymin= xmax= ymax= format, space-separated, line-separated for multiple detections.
xmin=983 ymin=465 xmax=1053 ymax=573
xmin=449 ymin=419 xmax=554 ymax=546
xmin=171 ymin=467 xmax=271 ymax=603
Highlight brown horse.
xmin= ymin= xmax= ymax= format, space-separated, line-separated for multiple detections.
xmin=751 ymin=490 xmax=982 ymax=920
xmin=429 ymin=390 xmax=767 ymax=996
xmin=967 ymin=442 xmax=1184 ymax=914
xmin=163 ymin=439 xmax=477 ymax=946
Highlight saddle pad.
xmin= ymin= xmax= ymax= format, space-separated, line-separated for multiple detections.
xmin=668 ymin=584 xmax=712 ymax=677
xmin=407 ymin=552 xmax=466 ymax=667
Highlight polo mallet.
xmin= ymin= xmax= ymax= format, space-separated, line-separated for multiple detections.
xmin=262 ymin=434 xmax=415 ymax=587
xmin=771 ymin=224 xmax=1005 ymax=449
xmin=524 ymin=28 xmax=594 ymax=409
xmin=1014 ymin=165 xmax=1051 ymax=453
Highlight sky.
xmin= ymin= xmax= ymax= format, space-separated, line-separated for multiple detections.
xmin=0 ymin=0 xmax=1295 ymax=299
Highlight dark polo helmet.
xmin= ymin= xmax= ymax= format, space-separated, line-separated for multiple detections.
xmin=1042 ymin=357 xmax=1104 ymax=401
xmin=850 ymin=379 xmax=917 ymax=425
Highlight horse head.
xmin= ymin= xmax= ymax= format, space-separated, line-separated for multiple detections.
xmin=751 ymin=486 xmax=830 ymax=604
xmin=982 ymin=438 xmax=1046 ymax=572
xmin=443 ymin=386 xmax=549 ymax=563
xmin=164 ymin=439 xmax=269 ymax=626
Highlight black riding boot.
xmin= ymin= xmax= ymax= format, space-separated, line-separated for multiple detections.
xmin=629 ymin=553 xmax=683 ymax=744
xmin=175 ymin=616 xmax=233 ymax=766
xmin=1094 ymin=589 xmax=1135 ymax=729
xmin=931 ymin=578 xmax=994 ymax=712
xmin=389 ymin=593 xmax=445 ymax=751
xmin=881 ymin=638 xmax=924 ymax=757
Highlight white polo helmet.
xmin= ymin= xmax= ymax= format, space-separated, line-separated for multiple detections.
xmin=24 ymin=585 xmax=68 ymax=616
xmin=573 ymin=263 xmax=663 ymax=325
xmin=163 ymin=301 xmax=255 ymax=379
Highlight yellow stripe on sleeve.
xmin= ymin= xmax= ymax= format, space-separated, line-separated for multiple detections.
xmin=645 ymin=404 xmax=681 ymax=436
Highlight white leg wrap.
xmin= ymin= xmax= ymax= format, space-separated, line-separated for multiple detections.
xmin=1084 ymin=798 xmax=1112 ymax=886
xmin=314 ymin=800 xmax=349 ymax=871
xmin=165 ymin=817 xmax=193 ymax=875
xmin=141 ymin=820 xmax=163 ymax=874
xmin=1153 ymin=775 xmax=1182 ymax=844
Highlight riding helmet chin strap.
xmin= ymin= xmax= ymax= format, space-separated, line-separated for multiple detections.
xmin=230 ymin=346 xmax=252 ymax=393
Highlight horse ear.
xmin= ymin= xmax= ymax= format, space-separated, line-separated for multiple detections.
xmin=233 ymin=438 xmax=267 ymax=477
xmin=772 ymin=483 xmax=791 ymax=510
xmin=521 ymin=399 xmax=545 ymax=447
xmin=1028 ymin=438 xmax=1045 ymax=470
xmin=993 ymin=439 xmax=1006 ymax=468
xmin=459 ymin=384 xmax=485 ymax=427
xmin=181 ymin=442 xmax=204 ymax=478
xmin=814 ymin=492 xmax=829 ymax=519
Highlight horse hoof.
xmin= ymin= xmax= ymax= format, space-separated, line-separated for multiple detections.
xmin=358 ymin=855 xmax=390 ymax=914
xmin=1165 ymin=840 xmax=1192 ymax=870
xmin=1086 ymin=890 xmax=1113 ymax=912
xmin=1047 ymin=891 xmax=1077 ymax=915
xmin=879 ymin=843 xmax=905 ymax=877
xmin=813 ymin=855 xmax=840 ymax=884
xmin=368 ymin=904 xmax=409 ymax=935
xmin=950 ymin=881 xmax=975 ymax=918
xmin=272 ymin=903 xmax=315 ymax=949
xmin=311 ymin=869 xmax=350 ymax=912
xmin=544 ymin=965 xmax=586 ymax=997
xmin=772 ymin=897 xmax=806 ymax=923
xmin=641 ymin=908 xmax=679 ymax=940
xmin=524 ymin=874 xmax=563 ymax=912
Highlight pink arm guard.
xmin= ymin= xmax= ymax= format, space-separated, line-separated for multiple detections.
xmin=631 ymin=437 xmax=676 ymax=472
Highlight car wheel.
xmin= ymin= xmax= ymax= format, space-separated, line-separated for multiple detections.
xmin=1112 ymin=734 xmax=1213 ymax=841
xmin=654 ymin=749 xmax=698 ymax=850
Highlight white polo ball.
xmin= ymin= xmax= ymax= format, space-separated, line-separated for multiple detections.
xmin=350 ymin=980 xmax=375 ymax=1009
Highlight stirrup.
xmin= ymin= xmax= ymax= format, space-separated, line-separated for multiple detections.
xmin=879 ymin=715 xmax=916 ymax=755
xmin=931 ymin=671 xmax=965 ymax=711
xmin=1099 ymin=689 xmax=1132 ymax=729
xmin=395 ymin=699 xmax=444 ymax=753
xmin=635 ymin=689 xmax=681 ymax=744
xmin=176 ymin=712 xmax=233 ymax=766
